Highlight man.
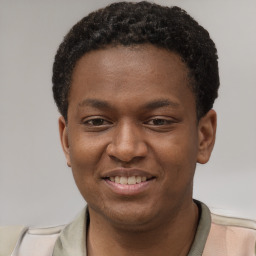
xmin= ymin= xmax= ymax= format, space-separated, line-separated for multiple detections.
xmin=1 ymin=1 xmax=255 ymax=256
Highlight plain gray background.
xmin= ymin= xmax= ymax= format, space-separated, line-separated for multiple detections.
xmin=0 ymin=0 xmax=255 ymax=226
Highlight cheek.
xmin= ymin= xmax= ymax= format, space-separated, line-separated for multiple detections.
xmin=152 ymin=130 xmax=198 ymax=180
xmin=68 ymin=134 xmax=108 ymax=194
xmin=69 ymin=134 xmax=106 ymax=169
xmin=68 ymin=138 xmax=106 ymax=202
xmin=155 ymin=131 xmax=198 ymax=161
xmin=158 ymin=139 xmax=197 ymax=200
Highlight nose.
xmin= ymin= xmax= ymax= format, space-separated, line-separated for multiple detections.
xmin=106 ymin=121 xmax=148 ymax=163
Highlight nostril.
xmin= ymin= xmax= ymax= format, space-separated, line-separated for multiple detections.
xmin=106 ymin=145 xmax=137 ymax=163
xmin=106 ymin=140 xmax=148 ymax=163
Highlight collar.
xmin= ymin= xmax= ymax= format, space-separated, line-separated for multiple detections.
xmin=188 ymin=200 xmax=212 ymax=255
xmin=53 ymin=200 xmax=211 ymax=256
xmin=52 ymin=208 xmax=88 ymax=256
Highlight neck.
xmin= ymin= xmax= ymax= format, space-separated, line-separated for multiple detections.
xmin=87 ymin=201 xmax=199 ymax=256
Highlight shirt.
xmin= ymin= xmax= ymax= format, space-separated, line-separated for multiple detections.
xmin=52 ymin=201 xmax=208 ymax=256
xmin=2 ymin=201 xmax=255 ymax=256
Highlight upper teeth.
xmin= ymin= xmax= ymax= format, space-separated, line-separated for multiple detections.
xmin=109 ymin=176 xmax=147 ymax=185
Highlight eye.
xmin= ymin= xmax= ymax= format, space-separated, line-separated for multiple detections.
xmin=84 ymin=118 xmax=111 ymax=126
xmin=146 ymin=118 xmax=173 ymax=126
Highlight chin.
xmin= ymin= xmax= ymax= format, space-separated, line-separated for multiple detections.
xmin=91 ymin=201 xmax=159 ymax=231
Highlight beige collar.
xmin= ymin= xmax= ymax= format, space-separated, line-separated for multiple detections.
xmin=52 ymin=207 xmax=88 ymax=256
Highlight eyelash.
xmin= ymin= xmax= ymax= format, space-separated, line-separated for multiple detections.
xmin=82 ymin=117 xmax=174 ymax=127
xmin=83 ymin=118 xmax=112 ymax=126
xmin=145 ymin=118 xmax=174 ymax=126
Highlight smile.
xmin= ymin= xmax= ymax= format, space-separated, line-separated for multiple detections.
xmin=101 ymin=168 xmax=156 ymax=195
xmin=103 ymin=175 xmax=156 ymax=196
xmin=106 ymin=176 xmax=149 ymax=185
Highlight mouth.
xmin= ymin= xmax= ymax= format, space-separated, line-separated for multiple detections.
xmin=101 ymin=168 xmax=156 ymax=196
xmin=103 ymin=175 xmax=155 ymax=185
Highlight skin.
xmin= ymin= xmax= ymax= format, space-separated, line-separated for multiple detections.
xmin=59 ymin=44 xmax=217 ymax=256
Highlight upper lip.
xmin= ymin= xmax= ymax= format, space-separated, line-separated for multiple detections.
xmin=101 ymin=168 xmax=156 ymax=179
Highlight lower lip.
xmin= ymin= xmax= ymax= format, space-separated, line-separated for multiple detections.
xmin=104 ymin=179 xmax=154 ymax=196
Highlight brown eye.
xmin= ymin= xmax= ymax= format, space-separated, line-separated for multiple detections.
xmin=86 ymin=118 xmax=107 ymax=126
xmin=152 ymin=119 xmax=165 ymax=125
xmin=147 ymin=119 xmax=172 ymax=126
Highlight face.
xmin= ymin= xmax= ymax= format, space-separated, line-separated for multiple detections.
xmin=59 ymin=45 xmax=216 ymax=230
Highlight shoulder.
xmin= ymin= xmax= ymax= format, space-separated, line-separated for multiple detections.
xmin=0 ymin=225 xmax=65 ymax=256
xmin=204 ymin=212 xmax=256 ymax=256
xmin=211 ymin=212 xmax=256 ymax=231
xmin=0 ymin=226 xmax=27 ymax=256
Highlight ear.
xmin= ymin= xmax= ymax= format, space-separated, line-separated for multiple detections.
xmin=58 ymin=116 xmax=71 ymax=167
xmin=197 ymin=109 xmax=217 ymax=164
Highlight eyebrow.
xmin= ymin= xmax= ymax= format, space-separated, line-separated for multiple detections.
xmin=142 ymin=99 xmax=180 ymax=110
xmin=78 ymin=99 xmax=112 ymax=110
xmin=78 ymin=98 xmax=179 ymax=110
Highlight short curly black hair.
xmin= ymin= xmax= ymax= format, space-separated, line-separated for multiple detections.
xmin=52 ymin=1 xmax=219 ymax=121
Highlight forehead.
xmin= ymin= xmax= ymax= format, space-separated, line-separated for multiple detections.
xmin=72 ymin=45 xmax=189 ymax=78
xmin=68 ymin=44 xmax=195 ymax=115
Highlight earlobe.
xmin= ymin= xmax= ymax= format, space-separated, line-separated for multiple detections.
xmin=197 ymin=109 xmax=217 ymax=164
xmin=58 ymin=116 xmax=71 ymax=167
